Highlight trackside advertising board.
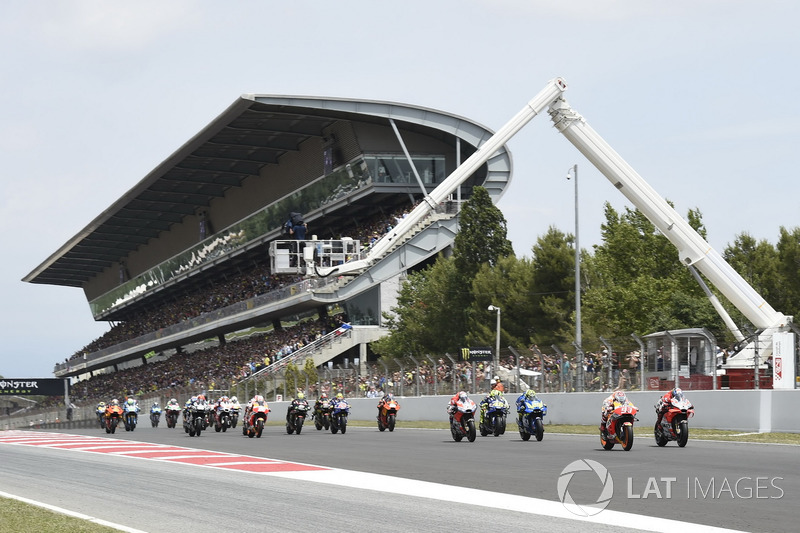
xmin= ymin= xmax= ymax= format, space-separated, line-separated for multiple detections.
xmin=460 ymin=347 xmax=493 ymax=362
xmin=0 ymin=378 xmax=67 ymax=396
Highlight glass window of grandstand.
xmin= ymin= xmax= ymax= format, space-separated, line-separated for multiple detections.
xmin=365 ymin=155 xmax=445 ymax=185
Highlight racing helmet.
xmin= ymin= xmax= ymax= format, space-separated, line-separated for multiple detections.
xmin=230 ymin=396 xmax=237 ymax=403
xmin=111 ymin=399 xmax=119 ymax=406
xmin=197 ymin=394 xmax=206 ymax=401
xmin=336 ymin=393 xmax=344 ymax=399
xmin=490 ymin=390 xmax=500 ymax=398
xmin=457 ymin=391 xmax=468 ymax=402
xmin=126 ymin=398 xmax=135 ymax=405
xmin=671 ymin=387 xmax=683 ymax=401
xmin=152 ymin=402 xmax=159 ymax=407
xmin=320 ymin=393 xmax=328 ymax=399
xmin=98 ymin=401 xmax=106 ymax=407
xmin=297 ymin=393 xmax=305 ymax=400
xmin=525 ymin=389 xmax=536 ymax=399
xmin=613 ymin=390 xmax=627 ymax=404
xmin=255 ymin=395 xmax=264 ymax=403
xmin=386 ymin=393 xmax=393 ymax=401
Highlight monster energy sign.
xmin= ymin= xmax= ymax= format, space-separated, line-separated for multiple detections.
xmin=0 ymin=379 xmax=67 ymax=396
xmin=460 ymin=347 xmax=494 ymax=362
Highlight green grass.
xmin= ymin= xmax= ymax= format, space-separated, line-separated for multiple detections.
xmin=289 ymin=419 xmax=800 ymax=444
xmin=0 ymin=496 xmax=122 ymax=533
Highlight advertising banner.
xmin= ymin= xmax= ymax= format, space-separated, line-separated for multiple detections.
xmin=460 ymin=347 xmax=493 ymax=362
xmin=0 ymin=378 xmax=67 ymax=396
xmin=772 ymin=331 xmax=796 ymax=389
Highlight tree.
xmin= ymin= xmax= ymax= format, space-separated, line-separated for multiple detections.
xmin=374 ymin=186 xmax=515 ymax=359
xmin=452 ymin=186 xmax=514 ymax=280
xmin=302 ymin=357 xmax=319 ymax=393
xmin=582 ymin=202 xmax=720 ymax=339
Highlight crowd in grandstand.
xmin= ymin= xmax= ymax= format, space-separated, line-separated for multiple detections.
xmin=66 ymin=202 xmax=420 ymax=364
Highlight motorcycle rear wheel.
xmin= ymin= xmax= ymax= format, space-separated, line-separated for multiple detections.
xmin=654 ymin=422 xmax=668 ymax=447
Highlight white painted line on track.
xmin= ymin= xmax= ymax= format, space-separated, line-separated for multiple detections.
xmin=2 ymin=431 xmax=747 ymax=533
xmin=0 ymin=489 xmax=147 ymax=533
xmin=267 ymin=464 xmax=746 ymax=533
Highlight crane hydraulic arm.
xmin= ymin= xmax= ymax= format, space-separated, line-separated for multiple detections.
xmin=312 ymin=77 xmax=568 ymax=277
xmin=312 ymin=77 xmax=790 ymax=337
xmin=546 ymin=95 xmax=789 ymax=332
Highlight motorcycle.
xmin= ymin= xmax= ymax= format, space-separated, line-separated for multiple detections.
xmin=479 ymin=395 xmax=509 ymax=437
xmin=243 ymin=401 xmax=270 ymax=438
xmin=184 ymin=401 xmax=207 ymax=437
xmin=330 ymin=399 xmax=350 ymax=434
xmin=517 ymin=396 xmax=547 ymax=441
xmin=214 ymin=400 xmax=234 ymax=433
xmin=96 ymin=407 xmax=106 ymax=429
xmin=230 ymin=400 xmax=241 ymax=428
xmin=104 ymin=404 xmax=124 ymax=434
xmin=165 ymin=404 xmax=181 ymax=428
xmin=377 ymin=398 xmax=401 ymax=432
xmin=203 ymin=403 xmax=214 ymax=430
xmin=123 ymin=403 xmax=139 ymax=432
xmin=150 ymin=407 xmax=162 ymax=428
xmin=313 ymin=399 xmax=332 ymax=431
xmin=286 ymin=401 xmax=311 ymax=435
xmin=655 ymin=396 xmax=695 ymax=447
xmin=449 ymin=396 xmax=478 ymax=442
xmin=600 ymin=401 xmax=639 ymax=451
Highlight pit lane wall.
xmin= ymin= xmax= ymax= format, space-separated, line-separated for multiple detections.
xmin=271 ymin=390 xmax=798 ymax=433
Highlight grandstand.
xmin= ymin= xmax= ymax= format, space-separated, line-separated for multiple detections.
xmin=23 ymin=95 xmax=513 ymax=394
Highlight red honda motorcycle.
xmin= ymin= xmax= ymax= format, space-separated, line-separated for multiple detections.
xmin=243 ymin=401 xmax=270 ymax=438
xmin=600 ymin=401 xmax=639 ymax=451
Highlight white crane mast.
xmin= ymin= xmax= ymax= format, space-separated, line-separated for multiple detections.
xmin=547 ymin=96 xmax=789 ymax=332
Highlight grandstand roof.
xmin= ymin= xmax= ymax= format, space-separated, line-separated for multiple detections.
xmin=23 ymin=95 xmax=510 ymax=289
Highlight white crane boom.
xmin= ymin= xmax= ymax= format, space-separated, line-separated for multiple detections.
xmin=547 ymin=96 xmax=789 ymax=331
xmin=311 ymin=77 xmax=790 ymax=338
xmin=312 ymin=77 xmax=568 ymax=277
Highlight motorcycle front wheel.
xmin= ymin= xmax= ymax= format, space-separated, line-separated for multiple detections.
xmin=387 ymin=414 xmax=396 ymax=432
xmin=534 ymin=418 xmax=544 ymax=441
xmin=621 ymin=424 xmax=634 ymax=451
xmin=677 ymin=420 xmax=689 ymax=447
xmin=467 ymin=419 xmax=477 ymax=442
xmin=296 ymin=417 xmax=304 ymax=435
xmin=255 ymin=419 xmax=264 ymax=438
xmin=340 ymin=417 xmax=347 ymax=434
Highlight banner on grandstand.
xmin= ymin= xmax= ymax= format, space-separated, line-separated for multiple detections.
xmin=460 ymin=347 xmax=493 ymax=362
xmin=0 ymin=378 xmax=67 ymax=396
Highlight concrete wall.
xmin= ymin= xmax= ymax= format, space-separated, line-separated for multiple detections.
xmin=20 ymin=390 xmax=800 ymax=433
xmin=268 ymin=389 xmax=800 ymax=433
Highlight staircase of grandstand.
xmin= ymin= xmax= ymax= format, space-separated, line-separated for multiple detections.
xmin=233 ymin=325 xmax=386 ymax=398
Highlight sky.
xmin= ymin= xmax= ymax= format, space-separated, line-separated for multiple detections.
xmin=2 ymin=1 xmax=799 ymax=378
